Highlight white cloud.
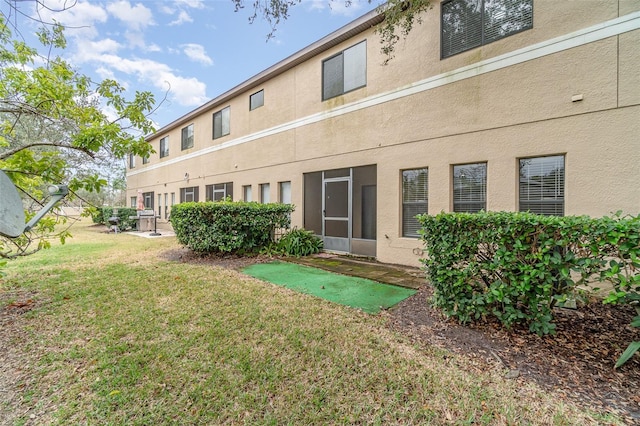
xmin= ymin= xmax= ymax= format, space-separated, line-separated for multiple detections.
xmin=79 ymin=53 xmax=208 ymax=107
xmin=169 ymin=10 xmax=193 ymax=26
xmin=106 ymin=0 xmax=154 ymax=31
xmin=35 ymin=0 xmax=108 ymax=38
xmin=181 ymin=44 xmax=213 ymax=66
xmin=174 ymin=0 xmax=206 ymax=9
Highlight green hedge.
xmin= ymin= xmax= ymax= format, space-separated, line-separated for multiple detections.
xmin=418 ymin=211 xmax=639 ymax=336
xmin=170 ymin=201 xmax=294 ymax=254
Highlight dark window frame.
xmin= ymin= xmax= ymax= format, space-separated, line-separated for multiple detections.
xmin=213 ymin=106 xmax=231 ymax=140
xmin=250 ymin=90 xmax=264 ymax=111
xmin=179 ymin=186 xmax=199 ymax=203
xmin=205 ymin=182 xmax=234 ymax=202
xmin=160 ymin=136 xmax=169 ymax=158
xmin=441 ymin=0 xmax=534 ymax=59
xmin=128 ymin=153 xmax=135 ymax=169
xmin=181 ymin=124 xmax=194 ymax=150
xmin=142 ymin=191 xmax=154 ymax=210
xmin=322 ymin=40 xmax=367 ymax=101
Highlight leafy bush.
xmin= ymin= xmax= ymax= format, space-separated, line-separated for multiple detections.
xmin=100 ymin=207 xmax=138 ymax=230
xmin=170 ymin=201 xmax=294 ymax=254
xmin=276 ymin=228 xmax=323 ymax=257
xmin=418 ymin=211 xmax=639 ymax=340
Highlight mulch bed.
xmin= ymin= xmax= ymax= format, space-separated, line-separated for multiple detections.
xmin=388 ymin=285 xmax=640 ymax=423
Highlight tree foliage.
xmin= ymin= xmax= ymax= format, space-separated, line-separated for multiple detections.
xmin=0 ymin=10 xmax=156 ymax=258
xmin=231 ymin=0 xmax=432 ymax=62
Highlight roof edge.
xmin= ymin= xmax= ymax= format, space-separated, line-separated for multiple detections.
xmin=147 ymin=7 xmax=384 ymax=140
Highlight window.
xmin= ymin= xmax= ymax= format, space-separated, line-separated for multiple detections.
xmin=260 ymin=183 xmax=270 ymax=203
xmin=250 ymin=90 xmax=264 ymax=111
xmin=322 ymin=40 xmax=367 ymax=100
xmin=402 ymin=168 xmax=428 ymax=238
xmin=213 ymin=106 xmax=230 ymax=139
xmin=179 ymin=186 xmax=199 ymax=203
xmin=160 ymin=136 xmax=169 ymax=158
xmin=164 ymin=193 xmax=169 ymax=219
xmin=142 ymin=191 xmax=154 ymax=209
xmin=128 ymin=154 xmax=135 ymax=169
xmin=441 ymin=0 xmax=533 ymax=58
xmin=453 ymin=163 xmax=487 ymax=212
xmin=142 ymin=155 xmax=150 ymax=165
xmin=206 ymin=182 xmax=233 ymax=201
xmin=519 ymin=155 xmax=564 ymax=216
xmin=279 ymin=181 xmax=291 ymax=204
xmin=158 ymin=194 xmax=162 ymax=216
xmin=181 ymin=124 xmax=194 ymax=150
xmin=243 ymin=185 xmax=252 ymax=202
xmin=130 ymin=197 xmax=137 ymax=208
xmin=171 ymin=192 xmax=175 ymax=206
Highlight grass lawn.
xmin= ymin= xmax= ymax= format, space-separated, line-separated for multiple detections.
xmin=0 ymin=221 xmax=622 ymax=425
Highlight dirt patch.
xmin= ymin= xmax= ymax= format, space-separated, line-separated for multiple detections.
xmin=388 ymin=285 xmax=640 ymax=423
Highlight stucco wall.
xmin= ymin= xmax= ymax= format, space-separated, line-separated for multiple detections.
xmin=127 ymin=1 xmax=640 ymax=267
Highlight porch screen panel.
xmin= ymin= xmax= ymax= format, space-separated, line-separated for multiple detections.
xmin=303 ymin=172 xmax=322 ymax=235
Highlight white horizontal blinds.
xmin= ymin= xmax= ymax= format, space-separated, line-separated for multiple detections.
xmin=260 ymin=183 xmax=270 ymax=203
xmin=279 ymin=181 xmax=291 ymax=204
xmin=343 ymin=41 xmax=366 ymax=93
xmin=453 ymin=163 xmax=486 ymax=213
xmin=483 ymin=0 xmax=533 ymax=43
xmin=402 ymin=168 xmax=428 ymax=237
xmin=441 ymin=0 xmax=533 ymax=58
xmin=442 ymin=0 xmax=483 ymax=58
xmin=519 ymin=155 xmax=564 ymax=216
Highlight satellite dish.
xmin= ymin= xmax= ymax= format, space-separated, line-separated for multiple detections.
xmin=0 ymin=170 xmax=26 ymax=238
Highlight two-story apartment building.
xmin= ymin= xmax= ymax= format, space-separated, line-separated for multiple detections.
xmin=127 ymin=0 xmax=640 ymax=267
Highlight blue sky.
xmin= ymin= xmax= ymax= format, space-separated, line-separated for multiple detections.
xmin=6 ymin=0 xmax=378 ymax=129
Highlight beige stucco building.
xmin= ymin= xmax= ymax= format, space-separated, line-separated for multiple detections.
xmin=127 ymin=0 xmax=640 ymax=267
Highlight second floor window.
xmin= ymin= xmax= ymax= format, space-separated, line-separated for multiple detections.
xmin=160 ymin=136 xmax=169 ymax=158
xmin=181 ymin=124 xmax=194 ymax=150
xmin=250 ymin=90 xmax=264 ymax=111
xmin=322 ymin=40 xmax=367 ymax=101
xmin=128 ymin=154 xmax=135 ymax=169
xmin=441 ymin=0 xmax=533 ymax=58
xmin=213 ymin=106 xmax=230 ymax=139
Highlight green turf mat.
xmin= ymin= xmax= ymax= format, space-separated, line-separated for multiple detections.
xmin=242 ymin=261 xmax=416 ymax=314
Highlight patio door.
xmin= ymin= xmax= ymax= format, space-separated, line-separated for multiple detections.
xmin=323 ymin=170 xmax=351 ymax=252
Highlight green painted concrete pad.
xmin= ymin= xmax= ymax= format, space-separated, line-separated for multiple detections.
xmin=242 ymin=261 xmax=416 ymax=314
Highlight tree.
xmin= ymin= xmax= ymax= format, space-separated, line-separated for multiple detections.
xmin=0 ymin=8 xmax=156 ymax=259
xmin=232 ymin=0 xmax=433 ymax=63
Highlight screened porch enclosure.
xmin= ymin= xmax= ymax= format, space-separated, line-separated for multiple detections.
xmin=303 ymin=165 xmax=377 ymax=257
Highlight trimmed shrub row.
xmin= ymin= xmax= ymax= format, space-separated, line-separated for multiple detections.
xmin=418 ymin=211 xmax=639 ymax=337
xmin=88 ymin=206 xmax=138 ymax=230
xmin=170 ymin=201 xmax=294 ymax=254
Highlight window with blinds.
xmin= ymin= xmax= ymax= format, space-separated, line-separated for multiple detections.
xmin=213 ymin=106 xmax=230 ymax=139
xmin=181 ymin=124 xmax=194 ymax=150
xmin=453 ymin=163 xmax=487 ymax=213
xmin=322 ymin=40 xmax=367 ymax=101
xmin=519 ymin=155 xmax=564 ymax=216
xmin=441 ymin=0 xmax=533 ymax=58
xmin=402 ymin=168 xmax=428 ymax=238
